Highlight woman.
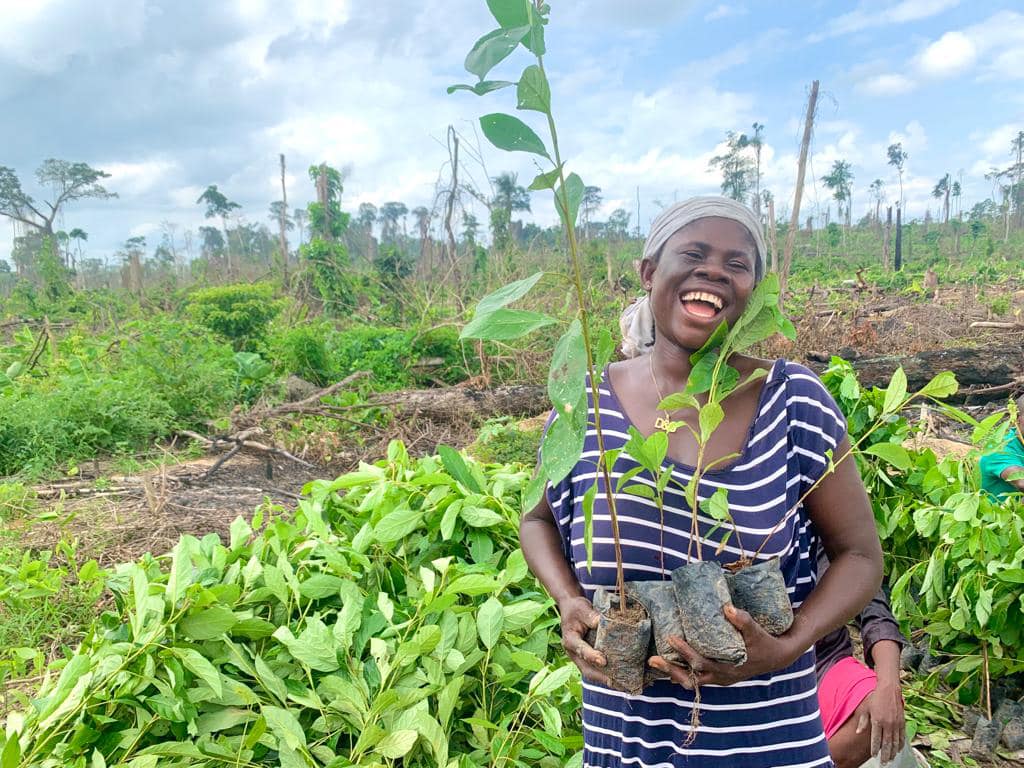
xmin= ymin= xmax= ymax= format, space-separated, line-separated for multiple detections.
xmin=520 ymin=196 xmax=883 ymax=767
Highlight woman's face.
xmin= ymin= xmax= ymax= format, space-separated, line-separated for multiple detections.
xmin=640 ymin=216 xmax=757 ymax=353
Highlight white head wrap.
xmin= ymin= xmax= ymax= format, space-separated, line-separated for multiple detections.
xmin=621 ymin=196 xmax=766 ymax=358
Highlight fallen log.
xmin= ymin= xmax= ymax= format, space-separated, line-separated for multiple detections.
xmin=373 ymin=384 xmax=549 ymax=420
xmin=805 ymin=347 xmax=1024 ymax=402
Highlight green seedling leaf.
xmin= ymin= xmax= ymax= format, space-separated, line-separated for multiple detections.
xmin=701 ymin=487 xmax=730 ymax=522
xmin=646 ymin=430 xmax=669 ymax=467
xmin=477 ymin=597 xmax=504 ymax=649
xmin=438 ymin=444 xmax=483 ymax=493
xmin=862 ymin=443 xmax=912 ymax=471
xmin=699 ymin=402 xmax=724 ymax=443
xmin=517 ymin=64 xmax=550 ymax=112
xmin=529 ymin=165 xmax=564 ymax=190
xmin=263 ymin=705 xmax=307 ymax=750
xmin=549 ymin=319 xmax=587 ymax=418
xmin=689 ymin=321 xmax=729 ymax=365
xmin=540 ymin=391 xmax=586 ymax=485
xmin=173 ymin=647 xmax=223 ymax=698
xmin=531 ymin=664 xmax=573 ymax=696
xmin=883 ymin=367 xmax=908 ymax=415
xmin=976 ymin=587 xmax=993 ymax=627
xmin=464 ymin=27 xmax=530 ymax=80
xmin=594 ymin=327 xmax=616 ymax=370
xmin=447 ymin=80 xmax=515 ymax=96
xmin=658 ymin=392 xmax=698 ymax=412
xmin=473 ymin=272 xmax=544 ymax=317
xmin=179 ymin=605 xmax=237 ymax=641
xmin=298 ymin=574 xmax=345 ymax=600
xmin=461 ymin=307 xmax=556 ymax=340
xmin=376 ymin=730 xmax=419 ymax=759
xmin=623 ymin=484 xmax=655 ymax=499
xmin=480 ymin=112 xmax=550 ymax=158
xmin=273 ymin=618 xmax=340 ymax=672
xmin=461 ymin=506 xmax=505 ymax=527
xmin=554 ymin=172 xmax=584 ymax=230
xmin=996 ymin=568 xmax=1024 ymax=583
xmin=374 ymin=503 xmax=424 ymax=543
xmin=522 ymin=474 xmax=545 ymax=514
xmin=686 ymin=350 xmax=718 ymax=396
xmin=487 ymin=0 xmax=529 ymax=27
xmin=919 ymin=371 xmax=958 ymax=399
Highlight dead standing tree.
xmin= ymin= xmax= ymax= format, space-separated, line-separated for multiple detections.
xmin=780 ymin=80 xmax=819 ymax=299
xmin=277 ymin=154 xmax=290 ymax=288
xmin=442 ymin=125 xmax=461 ymax=277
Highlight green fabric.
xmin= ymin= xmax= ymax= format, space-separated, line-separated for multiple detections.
xmin=979 ymin=428 xmax=1024 ymax=500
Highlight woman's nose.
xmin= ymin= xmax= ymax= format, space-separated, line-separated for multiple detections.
xmin=694 ymin=259 xmax=729 ymax=282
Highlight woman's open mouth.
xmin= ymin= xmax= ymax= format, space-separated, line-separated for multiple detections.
xmin=679 ymin=290 xmax=725 ymax=321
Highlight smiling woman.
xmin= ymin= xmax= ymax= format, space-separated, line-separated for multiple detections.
xmin=521 ymin=196 xmax=883 ymax=768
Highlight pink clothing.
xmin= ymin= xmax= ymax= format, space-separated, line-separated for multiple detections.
xmin=818 ymin=656 xmax=878 ymax=739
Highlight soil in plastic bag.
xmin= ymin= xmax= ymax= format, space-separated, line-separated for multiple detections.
xmin=672 ymin=561 xmax=747 ymax=665
xmin=590 ymin=587 xmax=652 ymax=695
xmin=627 ymin=580 xmax=686 ymax=665
xmin=725 ymin=557 xmax=794 ymax=636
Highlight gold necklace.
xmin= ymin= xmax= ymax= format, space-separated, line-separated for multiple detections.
xmin=649 ymin=354 xmax=680 ymax=434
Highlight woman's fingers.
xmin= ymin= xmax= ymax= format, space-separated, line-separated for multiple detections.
xmin=665 ymin=635 xmax=708 ymax=673
xmin=575 ymin=657 xmax=612 ymax=687
xmin=647 ymin=656 xmax=695 ymax=689
xmin=563 ymin=627 xmax=606 ymax=667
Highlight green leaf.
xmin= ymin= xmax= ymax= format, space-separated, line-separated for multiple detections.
xmin=548 ymin=319 xmax=586 ymax=418
xmin=477 ymin=597 xmax=504 ymax=649
xmin=554 ymin=172 xmax=584 ymax=230
xmin=475 ymin=272 xmax=544 ymax=316
xmin=374 ymin=503 xmax=424 ymax=543
xmin=179 ymin=605 xmax=237 ymax=641
xmin=862 ymin=442 xmax=912 ymax=471
xmin=996 ymin=568 xmax=1024 ymax=583
xmin=976 ymin=587 xmax=993 ymax=627
xmin=685 ymin=349 xmax=718 ymax=396
xmin=531 ymin=664 xmax=573 ymax=696
xmin=173 ymin=647 xmax=223 ymax=698
xmin=36 ymin=654 xmax=91 ymax=722
xmin=541 ymin=391 xmax=586 ymax=485
xmin=166 ymin=535 xmax=198 ymax=607
xmin=461 ymin=307 xmax=556 ymax=341
xmin=273 ymin=618 xmax=339 ymax=672
xmin=298 ymin=574 xmax=345 ymax=600
xmin=447 ymin=574 xmax=502 ymax=596
xmin=464 ymin=27 xmax=530 ymax=81
xmin=529 ymin=165 xmax=563 ymax=191
xmin=645 ymin=430 xmax=669 ymax=467
xmin=701 ymin=487 xmax=730 ymax=522
xmin=376 ymin=730 xmax=419 ymax=759
xmin=461 ymin=506 xmax=505 ymax=527
xmin=479 ymin=113 xmax=550 ymax=158
xmin=517 ymin=64 xmax=550 ymax=113
xmin=447 ymin=80 xmax=515 ymax=96
xmin=1 ymin=736 xmax=20 ymax=768
xmin=438 ymin=444 xmax=483 ymax=493
xmin=658 ymin=392 xmax=698 ymax=412
xmin=594 ymin=328 xmax=616 ymax=371
xmin=522 ymin=474 xmax=545 ymax=514
xmin=263 ymin=705 xmax=307 ymax=750
xmin=919 ymin=371 xmax=958 ymax=399
xmin=623 ymin=484 xmax=655 ymax=499
xmin=195 ymin=708 xmax=257 ymax=735
xmin=883 ymin=367 xmax=908 ymax=415
xmin=699 ymin=402 xmax=724 ymax=443
xmin=487 ymin=0 xmax=529 ymax=28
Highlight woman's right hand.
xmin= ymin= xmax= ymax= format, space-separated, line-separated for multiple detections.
xmin=558 ymin=595 xmax=609 ymax=686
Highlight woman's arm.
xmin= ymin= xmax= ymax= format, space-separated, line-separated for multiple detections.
xmin=521 ymin=497 xmax=609 ymax=684
xmin=786 ymin=436 xmax=884 ymax=656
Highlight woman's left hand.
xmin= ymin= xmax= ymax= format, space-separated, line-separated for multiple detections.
xmin=648 ymin=604 xmax=799 ymax=687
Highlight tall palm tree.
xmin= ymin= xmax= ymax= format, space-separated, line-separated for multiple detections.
xmin=823 ymin=160 xmax=854 ymax=230
xmin=491 ymin=172 xmax=530 ymax=248
xmin=197 ymin=185 xmax=241 ymax=275
xmin=887 ymin=143 xmax=907 ymax=211
xmin=68 ymin=228 xmax=87 ymax=274
xmin=932 ymin=174 xmax=951 ymax=225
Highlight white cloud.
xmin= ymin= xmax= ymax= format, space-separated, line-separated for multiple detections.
xmin=857 ymin=73 xmax=916 ymax=96
xmin=0 ymin=0 xmax=146 ymax=73
xmin=811 ymin=0 xmax=959 ymax=42
xmin=704 ymin=4 xmax=746 ymax=22
xmin=100 ymin=159 xmax=178 ymax=196
xmin=915 ymin=31 xmax=976 ymax=77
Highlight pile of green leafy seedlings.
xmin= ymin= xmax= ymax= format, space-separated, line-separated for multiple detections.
xmin=0 ymin=443 xmax=582 ymax=768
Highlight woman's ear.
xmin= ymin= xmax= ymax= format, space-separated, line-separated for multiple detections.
xmin=639 ymin=257 xmax=656 ymax=292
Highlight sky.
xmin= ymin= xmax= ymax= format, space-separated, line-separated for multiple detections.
xmin=0 ymin=0 xmax=1022 ymax=266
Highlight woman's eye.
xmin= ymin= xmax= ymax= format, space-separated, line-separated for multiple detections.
xmin=683 ymin=251 xmax=702 ymax=260
xmin=730 ymin=260 xmax=750 ymax=271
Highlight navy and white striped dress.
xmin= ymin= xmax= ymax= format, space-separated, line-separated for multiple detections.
xmin=545 ymin=359 xmax=847 ymax=768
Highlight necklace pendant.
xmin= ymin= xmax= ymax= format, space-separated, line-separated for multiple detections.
xmin=654 ymin=415 xmax=678 ymax=434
